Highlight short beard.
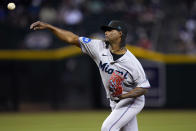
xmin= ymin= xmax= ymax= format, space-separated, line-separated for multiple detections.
xmin=104 ymin=40 xmax=110 ymax=48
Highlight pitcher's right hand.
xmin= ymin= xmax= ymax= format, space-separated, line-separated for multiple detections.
xmin=30 ymin=21 xmax=49 ymax=30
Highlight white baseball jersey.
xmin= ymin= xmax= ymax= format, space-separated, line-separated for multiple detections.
xmin=79 ymin=36 xmax=150 ymax=131
xmin=79 ymin=37 xmax=150 ymax=100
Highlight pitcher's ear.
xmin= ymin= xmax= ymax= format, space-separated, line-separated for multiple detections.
xmin=119 ymin=31 xmax=122 ymax=36
xmin=119 ymin=31 xmax=123 ymax=37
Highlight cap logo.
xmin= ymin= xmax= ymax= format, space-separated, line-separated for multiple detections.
xmin=117 ymin=26 xmax=122 ymax=30
xmin=108 ymin=21 xmax=113 ymax=25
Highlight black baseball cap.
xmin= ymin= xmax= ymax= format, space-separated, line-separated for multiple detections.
xmin=101 ymin=20 xmax=127 ymax=47
xmin=100 ymin=20 xmax=127 ymax=36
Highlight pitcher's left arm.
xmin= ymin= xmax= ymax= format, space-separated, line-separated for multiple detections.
xmin=118 ymin=87 xmax=148 ymax=99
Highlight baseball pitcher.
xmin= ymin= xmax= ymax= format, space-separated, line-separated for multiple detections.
xmin=30 ymin=20 xmax=150 ymax=131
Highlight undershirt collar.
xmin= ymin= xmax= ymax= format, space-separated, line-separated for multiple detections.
xmin=110 ymin=51 xmax=124 ymax=61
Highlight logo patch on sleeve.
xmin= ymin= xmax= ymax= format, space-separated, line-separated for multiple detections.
xmin=82 ymin=37 xmax=91 ymax=44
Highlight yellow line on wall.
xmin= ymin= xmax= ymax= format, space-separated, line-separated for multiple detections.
xmin=126 ymin=45 xmax=196 ymax=63
xmin=0 ymin=46 xmax=81 ymax=60
xmin=0 ymin=45 xmax=195 ymax=63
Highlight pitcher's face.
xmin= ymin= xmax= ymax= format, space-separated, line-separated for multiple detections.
xmin=105 ymin=29 xmax=122 ymax=43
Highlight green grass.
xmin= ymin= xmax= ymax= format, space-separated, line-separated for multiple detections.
xmin=0 ymin=110 xmax=196 ymax=131
xmin=138 ymin=110 xmax=196 ymax=131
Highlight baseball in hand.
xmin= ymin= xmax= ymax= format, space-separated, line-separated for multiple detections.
xmin=7 ymin=2 xmax=16 ymax=10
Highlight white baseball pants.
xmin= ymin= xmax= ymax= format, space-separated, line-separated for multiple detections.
xmin=101 ymin=96 xmax=145 ymax=131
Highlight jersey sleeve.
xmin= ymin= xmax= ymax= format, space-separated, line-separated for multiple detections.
xmin=124 ymin=63 xmax=150 ymax=88
xmin=79 ymin=37 xmax=103 ymax=60
xmin=135 ymin=71 xmax=150 ymax=88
